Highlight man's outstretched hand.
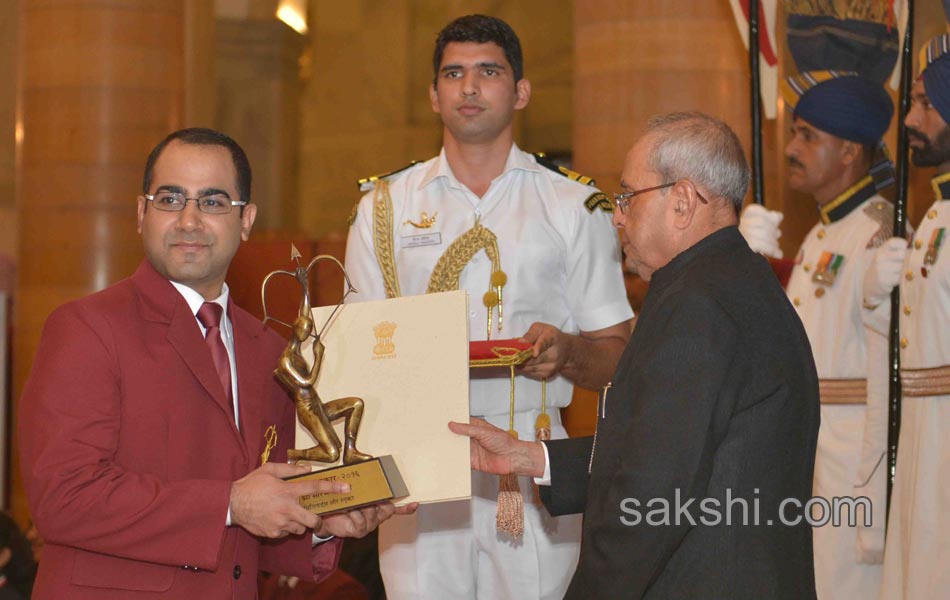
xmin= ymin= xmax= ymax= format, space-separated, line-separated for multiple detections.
xmin=448 ymin=418 xmax=546 ymax=478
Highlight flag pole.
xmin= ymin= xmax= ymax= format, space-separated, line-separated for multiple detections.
xmin=888 ymin=0 xmax=914 ymax=523
xmin=749 ymin=0 xmax=765 ymax=205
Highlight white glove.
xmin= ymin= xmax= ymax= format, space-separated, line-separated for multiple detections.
xmin=738 ymin=204 xmax=784 ymax=259
xmin=863 ymin=237 xmax=909 ymax=308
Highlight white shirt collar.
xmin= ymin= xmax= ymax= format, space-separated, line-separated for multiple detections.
xmin=169 ymin=281 xmax=230 ymax=318
xmin=418 ymin=142 xmax=542 ymax=190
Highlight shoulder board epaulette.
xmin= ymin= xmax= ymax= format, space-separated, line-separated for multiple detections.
xmin=533 ymin=153 xmax=596 ymax=186
xmin=584 ymin=192 xmax=613 ymax=214
xmin=863 ymin=200 xmax=894 ymax=249
xmin=356 ymin=160 xmax=420 ymax=192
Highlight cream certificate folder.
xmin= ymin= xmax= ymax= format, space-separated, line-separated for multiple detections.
xmin=295 ymin=290 xmax=471 ymax=505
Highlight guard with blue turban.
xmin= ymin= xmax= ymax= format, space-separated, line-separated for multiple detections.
xmin=863 ymin=33 xmax=950 ymax=599
xmin=739 ymin=70 xmax=896 ymax=600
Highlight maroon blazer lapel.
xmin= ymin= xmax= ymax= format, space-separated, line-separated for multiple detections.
xmin=230 ymin=300 xmax=272 ymax=467
xmin=131 ymin=262 xmax=244 ymax=448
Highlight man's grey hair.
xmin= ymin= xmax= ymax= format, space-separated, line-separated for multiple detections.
xmin=644 ymin=112 xmax=750 ymax=214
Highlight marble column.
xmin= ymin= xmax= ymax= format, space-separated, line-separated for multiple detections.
xmin=12 ymin=0 xmax=187 ymax=523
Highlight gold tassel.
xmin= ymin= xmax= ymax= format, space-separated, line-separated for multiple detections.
xmin=497 ymin=365 xmax=524 ymax=537
xmin=534 ymin=413 xmax=551 ymax=441
xmin=535 ymin=379 xmax=551 ymax=441
xmin=483 ymin=289 xmax=499 ymax=340
xmin=497 ymin=429 xmax=524 ymax=538
xmin=491 ymin=270 xmax=507 ymax=334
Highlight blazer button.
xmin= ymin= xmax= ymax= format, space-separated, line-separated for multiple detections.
xmin=233 ymin=564 xmax=242 ymax=580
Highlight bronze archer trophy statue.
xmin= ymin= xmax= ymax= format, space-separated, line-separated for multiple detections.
xmin=261 ymin=245 xmax=408 ymax=515
xmin=263 ymin=246 xmax=371 ymax=465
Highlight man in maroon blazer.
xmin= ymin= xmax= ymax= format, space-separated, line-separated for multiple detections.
xmin=18 ymin=128 xmax=402 ymax=598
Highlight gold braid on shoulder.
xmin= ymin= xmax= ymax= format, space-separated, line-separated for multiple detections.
xmin=372 ymin=180 xmax=401 ymax=299
xmin=429 ymin=221 xmax=520 ymax=536
xmin=427 ymin=220 xmax=507 ymax=339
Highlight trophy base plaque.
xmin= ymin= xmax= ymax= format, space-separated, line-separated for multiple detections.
xmin=288 ymin=455 xmax=409 ymax=516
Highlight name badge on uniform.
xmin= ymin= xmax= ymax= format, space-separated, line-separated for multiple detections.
xmin=402 ymin=233 xmax=442 ymax=248
xmin=812 ymin=251 xmax=844 ymax=294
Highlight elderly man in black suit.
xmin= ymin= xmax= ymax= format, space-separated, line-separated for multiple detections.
xmin=451 ymin=112 xmax=820 ymax=599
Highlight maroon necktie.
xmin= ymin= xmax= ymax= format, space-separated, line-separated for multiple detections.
xmin=197 ymin=302 xmax=234 ymax=414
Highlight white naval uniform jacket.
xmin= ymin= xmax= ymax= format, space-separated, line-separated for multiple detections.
xmin=344 ymin=144 xmax=633 ymax=430
xmin=343 ymin=144 xmax=632 ymax=600
xmin=787 ymin=191 xmax=892 ymax=600
xmin=870 ymin=175 xmax=950 ymax=600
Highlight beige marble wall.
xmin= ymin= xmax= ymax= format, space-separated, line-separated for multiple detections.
xmin=12 ymin=0 xmax=189 ymax=525
xmin=215 ymin=0 xmax=284 ymax=20
xmin=298 ymin=0 xmax=574 ymax=238
xmin=185 ymin=0 xmax=218 ymax=128
xmin=216 ymin=18 xmax=304 ymax=230
xmin=573 ymin=0 xmax=764 ymax=202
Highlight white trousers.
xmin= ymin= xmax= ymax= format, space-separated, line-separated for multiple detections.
xmin=813 ymin=404 xmax=881 ymax=600
xmin=379 ymin=410 xmax=582 ymax=600
xmin=880 ymin=395 xmax=950 ymax=599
